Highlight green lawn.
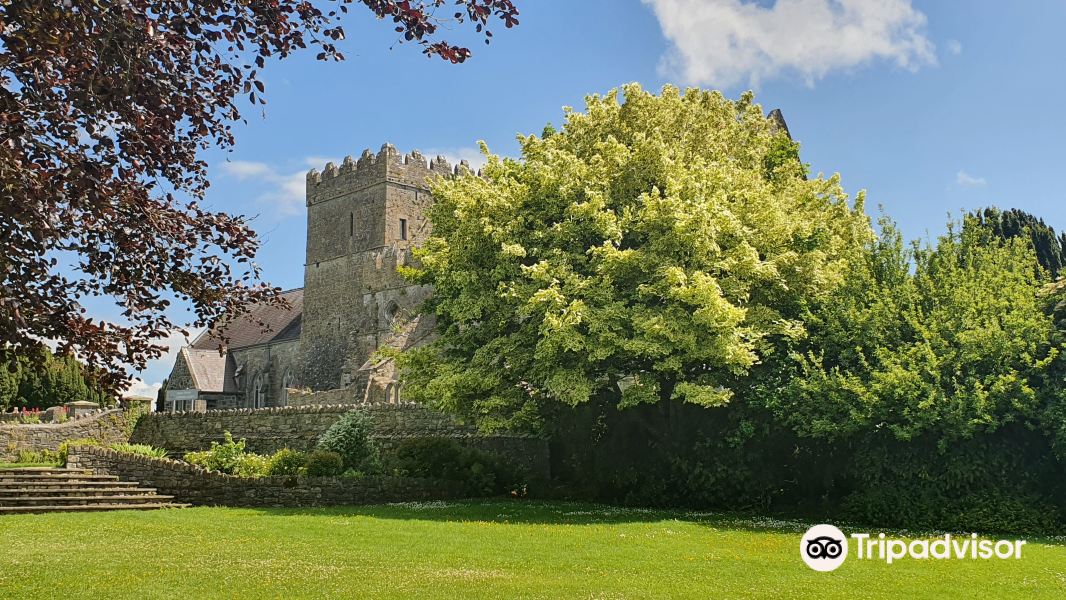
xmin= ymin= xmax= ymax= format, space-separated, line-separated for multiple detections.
xmin=0 ymin=501 xmax=1063 ymax=599
xmin=0 ymin=462 xmax=59 ymax=469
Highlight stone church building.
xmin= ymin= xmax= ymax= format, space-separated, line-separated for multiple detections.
xmin=163 ymin=145 xmax=453 ymax=412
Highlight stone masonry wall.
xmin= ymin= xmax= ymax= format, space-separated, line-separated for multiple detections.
xmin=129 ymin=403 xmax=550 ymax=479
xmin=230 ymin=339 xmax=302 ymax=408
xmin=68 ymin=446 xmax=466 ymax=508
xmin=300 ymin=145 xmax=443 ymax=390
xmin=0 ymin=409 xmax=131 ymax=461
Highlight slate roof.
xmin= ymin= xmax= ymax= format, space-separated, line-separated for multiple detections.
xmin=192 ymin=288 xmax=304 ymax=351
xmin=180 ymin=348 xmax=239 ymax=394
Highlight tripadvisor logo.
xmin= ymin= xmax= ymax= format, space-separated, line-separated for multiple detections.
xmin=800 ymin=524 xmax=1027 ymax=572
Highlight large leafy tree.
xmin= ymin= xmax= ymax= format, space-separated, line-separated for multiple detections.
xmin=0 ymin=1 xmax=520 ymax=392
xmin=400 ymin=84 xmax=872 ymax=429
xmin=769 ymin=217 xmax=1059 ymax=442
xmin=972 ymin=207 xmax=1066 ymax=276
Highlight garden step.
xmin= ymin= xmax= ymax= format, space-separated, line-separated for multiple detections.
xmin=0 ymin=503 xmax=190 ymax=515
xmin=0 ymin=467 xmax=187 ymax=514
xmin=0 ymin=473 xmax=119 ymax=481
xmin=0 ymin=487 xmax=158 ymax=497
xmin=2 ymin=494 xmax=176 ymax=507
xmin=0 ymin=480 xmax=139 ymax=490
xmin=0 ymin=468 xmax=90 ymax=475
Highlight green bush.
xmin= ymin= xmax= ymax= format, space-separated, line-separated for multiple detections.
xmin=391 ymin=437 xmax=521 ymax=495
xmin=316 ymin=412 xmax=381 ymax=473
xmin=17 ymin=449 xmax=59 ymax=465
xmin=267 ymin=449 xmax=309 ymax=477
xmin=109 ymin=443 xmax=168 ymax=459
xmin=183 ymin=432 xmax=270 ymax=477
xmin=304 ymin=450 xmax=344 ymax=477
xmin=233 ymin=453 xmax=271 ymax=478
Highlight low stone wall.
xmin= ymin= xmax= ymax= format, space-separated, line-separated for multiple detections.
xmin=68 ymin=446 xmax=466 ymax=508
xmin=130 ymin=403 xmax=550 ymax=479
xmin=0 ymin=409 xmax=130 ymax=461
xmin=130 ymin=403 xmax=475 ymax=455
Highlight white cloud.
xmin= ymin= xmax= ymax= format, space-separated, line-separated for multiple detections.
xmin=422 ymin=147 xmax=489 ymax=172
xmin=643 ymin=0 xmax=936 ymax=87
xmin=956 ymin=170 xmax=986 ymax=188
xmin=221 ymin=158 xmax=335 ymax=216
xmin=221 ymin=160 xmax=272 ymax=179
xmin=123 ymin=378 xmax=162 ymax=400
xmin=125 ymin=328 xmax=203 ymax=402
xmin=946 ymin=39 xmax=962 ymax=56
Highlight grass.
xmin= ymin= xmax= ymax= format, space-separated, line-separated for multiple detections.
xmin=0 ymin=500 xmax=1063 ymax=599
xmin=0 ymin=461 xmax=59 ymax=469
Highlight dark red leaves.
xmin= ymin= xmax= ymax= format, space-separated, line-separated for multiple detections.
xmin=0 ymin=0 xmax=519 ymax=395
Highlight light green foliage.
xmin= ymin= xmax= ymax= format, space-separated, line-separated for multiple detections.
xmin=266 ymin=448 xmax=309 ymax=478
xmin=401 ymin=84 xmax=871 ymax=427
xmin=316 ymin=411 xmax=381 ymax=472
xmin=109 ymin=443 xmax=168 ymax=459
xmin=1 ymin=503 xmax=1065 ymax=599
xmin=770 ymin=215 xmax=1059 ymax=443
xmin=17 ymin=449 xmax=59 ymax=465
xmin=183 ymin=432 xmax=270 ymax=477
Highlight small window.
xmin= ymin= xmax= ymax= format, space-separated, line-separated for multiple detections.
xmin=349 ymin=213 xmax=354 ymax=237
xmin=399 ymin=218 xmax=408 ymax=241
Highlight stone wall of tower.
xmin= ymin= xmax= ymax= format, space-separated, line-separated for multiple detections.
xmin=300 ymin=144 xmax=454 ymax=390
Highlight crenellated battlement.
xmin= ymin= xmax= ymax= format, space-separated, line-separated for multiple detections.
xmin=305 ymin=143 xmax=475 ymax=205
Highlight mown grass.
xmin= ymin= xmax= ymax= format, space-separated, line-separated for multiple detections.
xmin=0 ymin=500 xmax=1063 ymax=599
xmin=0 ymin=462 xmax=59 ymax=469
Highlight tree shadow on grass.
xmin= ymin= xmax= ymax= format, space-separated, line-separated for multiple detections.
xmin=239 ymin=500 xmax=1066 ymax=545
xmin=243 ymin=498 xmax=815 ymax=533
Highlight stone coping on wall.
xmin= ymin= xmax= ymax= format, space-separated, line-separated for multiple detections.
xmin=0 ymin=409 xmax=132 ymax=461
xmin=0 ymin=408 xmax=124 ymax=430
xmin=139 ymin=402 xmax=429 ymax=418
xmin=67 ymin=445 xmax=469 ymax=508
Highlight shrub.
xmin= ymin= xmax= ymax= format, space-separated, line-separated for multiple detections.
xmin=304 ymin=450 xmax=344 ymax=477
xmin=391 ymin=437 xmax=521 ymax=495
xmin=17 ymin=449 xmax=59 ymax=465
xmin=233 ymin=453 xmax=271 ymax=478
xmin=316 ymin=412 xmax=381 ymax=473
xmin=267 ymin=449 xmax=309 ymax=477
xmin=183 ymin=432 xmax=270 ymax=477
xmin=109 ymin=443 xmax=168 ymax=459
xmin=18 ymin=409 xmax=41 ymax=424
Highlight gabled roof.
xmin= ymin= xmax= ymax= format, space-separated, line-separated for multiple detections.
xmin=180 ymin=347 xmax=238 ymax=394
xmin=192 ymin=288 xmax=303 ymax=351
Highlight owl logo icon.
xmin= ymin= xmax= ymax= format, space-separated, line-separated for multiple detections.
xmin=801 ymin=524 xmax=848 ymax=571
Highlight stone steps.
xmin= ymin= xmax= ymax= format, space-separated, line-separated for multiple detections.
xmin=0 ymin=503 xmax=186 ymax=514
xmin=2 ymin=494 xmax=178 ymax=506
xmin=0 ymin=487 xmax=159 ymax=497
xmin=0 ymin=468 xmax=187 ymax=514
xmin=0 ymin=480 xmax=141 ymax=490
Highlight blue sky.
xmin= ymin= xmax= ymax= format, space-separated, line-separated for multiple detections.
xmin=125 ymin=0 xmax=1066 ymax=393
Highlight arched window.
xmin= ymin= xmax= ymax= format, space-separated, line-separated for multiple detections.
xmin=252 ymin=374 xmax=266 ymax=409
xmin=385 ymin=301 xmax=401 ymax=328
xmin=282 ymin=370 xmax=297 ymax=390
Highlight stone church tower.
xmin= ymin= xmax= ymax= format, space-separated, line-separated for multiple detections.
xmin=300 ymin=144 xmax=448 ymax=392
xmin=164 ymin=144 xmax=458 ymax=411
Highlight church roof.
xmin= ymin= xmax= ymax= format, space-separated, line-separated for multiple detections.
xmin=191 ymin=288 xmax=304 ymax=351
xmin=179 ymin=348 xmax=239 ymax=393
